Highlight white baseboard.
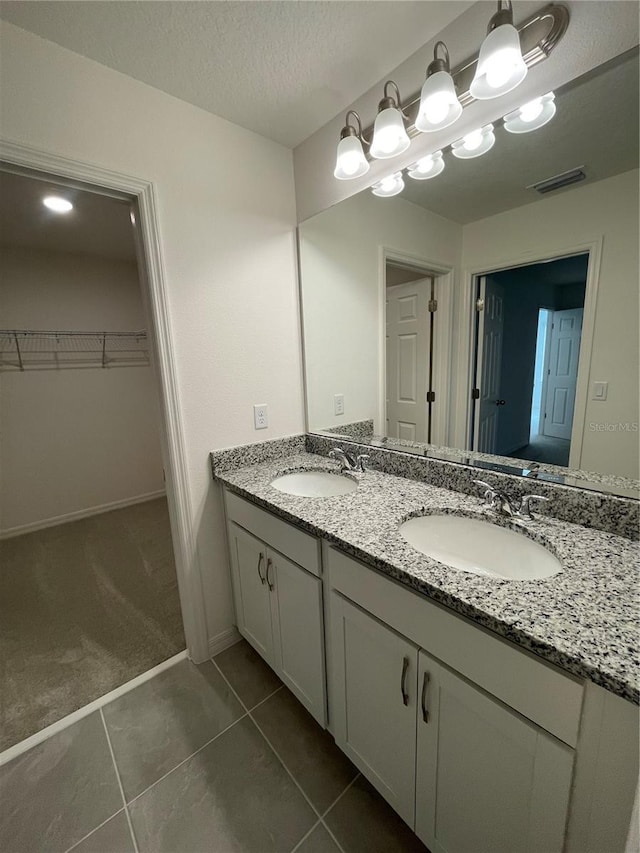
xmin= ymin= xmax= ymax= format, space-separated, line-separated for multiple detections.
xmin=208 ymin=627 xmax=241 ymax=659
xmin=0 ymin=489 xmax=167 ymax=539
xmin=0 ymin=649 xmax=187 ymax=767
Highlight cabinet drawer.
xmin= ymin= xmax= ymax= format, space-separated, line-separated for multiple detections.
xmin=224 ymin=490 xmax=321 ymax=576
xmin=327 ymin=545 xmax=583 ymax=747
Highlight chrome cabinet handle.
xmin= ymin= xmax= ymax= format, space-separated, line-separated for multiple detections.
xmin=266 ymin=558 xmax=274 ymax=591
xmin=401 ymin=656 xmax=410 ymax=706
xmin=257 ymin=552 xmax=265 ymax=585
xmin=421 ymin=671 xmax=430 ymax=723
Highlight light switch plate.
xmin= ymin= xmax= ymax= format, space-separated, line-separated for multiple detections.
xmin=334 ymin=394 xmax=345 ymax=416
xmin=253 ymin=404 xmax=268 ymax=429
xmin=593 ymin=381 xmax=608 ymax=401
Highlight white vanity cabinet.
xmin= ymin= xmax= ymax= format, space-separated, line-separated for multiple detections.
xmin=327 ymin=546 xmax=580 ymax=853
xmin=225 ymin=491 xmax=326 ymax=725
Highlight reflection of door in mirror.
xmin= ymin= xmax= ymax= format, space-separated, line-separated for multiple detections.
xmin=385 ymin=268 xmax=435 ymax=443
xmin=471 ymin=255 xmax=587 ymax=468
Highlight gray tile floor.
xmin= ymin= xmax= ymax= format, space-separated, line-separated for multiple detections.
xmin=0 ymin=640 xmax=428 ymax=853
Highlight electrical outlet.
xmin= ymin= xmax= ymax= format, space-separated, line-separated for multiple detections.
xmin=253 ymin=404 xmax=268 ymax=430
xmin=334 ymin=394 xmax=345 ymax=416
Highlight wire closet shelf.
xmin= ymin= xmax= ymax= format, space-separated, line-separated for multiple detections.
xmin=0 ymin=329 xmax=150 ymax=370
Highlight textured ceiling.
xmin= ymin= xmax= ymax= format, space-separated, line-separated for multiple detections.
xmin=0 ymin=0 xmax=472 ymax=148
xmin=401 ymin=50 xmax=639 ymax=224
xmin=0 ymin=172 xmax=137 ymax=261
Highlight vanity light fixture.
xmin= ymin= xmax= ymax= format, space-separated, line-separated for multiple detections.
xmin=43 ymin=196 xmax=73 ymax=213
xmin=451 ymin=124 xmax=496 ymax=159
xmin=407 ymin=151 xmax=445 ymax=180
xmin=503 ymin=91 xmax=556 ymax=133
xmin=333 ymin=110 xmax=370 ymax=180
xmin=415 ymin=42 xmax=463 ymax=133
xmin=470 ymin=0 xmax=528 ymax=100
xmin=370 ymin=81 xmax=411 ymax=160
xmin=371 ymin=172 xmax=405 ymax=198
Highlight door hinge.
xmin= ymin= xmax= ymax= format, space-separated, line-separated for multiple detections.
xmin=428 ymin=299 xmax=438 ymax=313
xmin=471 ymin=388 xmax=480 ymax=400
xmin=476 ymin=298 xmax=485 ymax=311
xmin=426 ymin=391 xmax=436 ymax=403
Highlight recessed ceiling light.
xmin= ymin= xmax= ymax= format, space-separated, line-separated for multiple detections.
xmin=43 ymin=196 xmax=73 ymax=213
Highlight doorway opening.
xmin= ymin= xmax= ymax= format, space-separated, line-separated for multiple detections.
xmin=0 ymin=168 xmax=186 ymax=751
xmin=471 ymin=253 xmax=588 ymax=467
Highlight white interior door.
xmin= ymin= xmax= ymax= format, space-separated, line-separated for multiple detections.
xmin=386 ymin=279 xmax=431 ymax=442
xmin=473 ymin=277 xmax=505 ymax=453
xmin=543 ymin=308 xmax=583 ymax=440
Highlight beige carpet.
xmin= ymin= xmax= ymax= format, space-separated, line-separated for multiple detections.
xmin=0 ymin=497 xmax=185 ymax=751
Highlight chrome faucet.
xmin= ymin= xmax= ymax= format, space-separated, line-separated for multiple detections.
xmin=330 ymin=447 xmax=369 ymax=473
xmin=473 ymin=480 xmax=549 ymax=520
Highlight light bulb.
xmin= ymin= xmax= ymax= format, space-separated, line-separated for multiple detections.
xmin=43 ymin=196 xmax=73 ymax=213
xmin=408 ymin=151 xmax=445 ymax=181
xmin=451 ymin=125 xmax=495 ymax=159
xmin=423 ymin=93 xmax=450 ymax=125
xmin=415 ymin=69 xmax=462 ymax=133
xmin=371 ymin=172 xmax=405 ymax=198
xmin=370 ymin=107 xmax=410 ymax=159
xmin=470 ymin=15 xmax=527 ymax=100
xmin=504 ymin=92 xmax=556 ymax=134
xmin=484 ymin=50 xmax=518 ymax=90
xmin=463 ymin=130 xmax=483 ymax=151
xmin=519 ymin=98 xmax=544 ymax=123
xmin=333 ymin=133 xmax=369 ymax=180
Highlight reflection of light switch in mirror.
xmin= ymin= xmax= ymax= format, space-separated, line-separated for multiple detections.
xmin=334 ymin=394 xmax=345 ymax=415
xmin=593 ymin=381 xmax=608 ymax=401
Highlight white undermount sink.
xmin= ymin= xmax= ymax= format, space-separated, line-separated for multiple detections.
xmin=399 ymin=514 xmax=562 ymax=580
xmin=270 ymin=470 xmax=358 ymax=498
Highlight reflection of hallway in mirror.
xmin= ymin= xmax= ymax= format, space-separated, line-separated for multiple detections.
xmin=472 ymin=253 xmax=588 ymax=467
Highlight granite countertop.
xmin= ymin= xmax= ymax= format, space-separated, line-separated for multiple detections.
xmin=215 ymin=451 xmax=639 ymax=705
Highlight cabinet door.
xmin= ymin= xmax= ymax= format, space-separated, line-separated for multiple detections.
xmin=228 ymin=522 xmax=274 ymax=665
xmin=268 ymin=548 xmax=327 ymax=727
xmin=416 ymin=650 xmax=574 ymax=853
xmin=330 ymin=592 xmax=418 ymax=827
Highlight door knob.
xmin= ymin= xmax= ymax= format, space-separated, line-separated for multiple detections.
xmin=495 ymin=399 xmax=506 ymax=406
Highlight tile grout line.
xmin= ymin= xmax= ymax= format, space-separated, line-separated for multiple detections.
xmin=289 ymin=818 xmax=322 ymax=853
xmin=99 ymin=709 xmax=139 ymax=853
xmin=317 ymin=774 xmax=362 ymax=853
xmin=211 ymin=654 xmax=353 ymax=853
xmin=125 ymin=712 xmax=248 ymax=808
xmin=63 ymin=808 xmax=126 ymax=853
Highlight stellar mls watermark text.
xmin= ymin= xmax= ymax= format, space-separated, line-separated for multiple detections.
xmin=588 ymin=422 xmax=639 ymax=432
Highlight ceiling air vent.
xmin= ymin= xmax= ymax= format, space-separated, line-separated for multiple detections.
xmin=527 ymin=167 xmax=586 ymax=195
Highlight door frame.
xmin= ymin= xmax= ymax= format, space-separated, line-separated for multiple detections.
xmin=0 ymin=139 xmax=209 ymax=662
xmin=456 ymin=239 xmax=602 ymax=470
xmin=379 ymin=247 xmax=454 ymax=446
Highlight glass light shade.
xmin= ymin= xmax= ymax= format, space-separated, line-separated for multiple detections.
xmin=504 ymin=92 xmax=556 ymax=133
xmin=408 ymin=151 xmax=445 ymax=180
xmin=43 ymin=196 xmax=73 ymax=213
xmin=370 ymin=108 xmax=410 ymax=159
xmin=470 ymin=23 xmax=527 ymax=100
xmin=371 ymin=172 xmax=405 ymax=197
xmin=334 ymin=135 xmax=370 ymax=180
xmin=415 ymin=71 xmax=462 ymax=132
xmin=451 ymin=125 xmax=495 ymax=159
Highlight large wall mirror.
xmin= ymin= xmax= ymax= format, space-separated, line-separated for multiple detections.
xmin=298 ymin=48 xmax=639 ymax=490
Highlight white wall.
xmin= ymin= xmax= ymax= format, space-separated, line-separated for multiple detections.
xmin=299 ymin=191 xmax=461 ymax=433
xmin=293 ymin=1 xmax=639 ymax=222
xmin=0 ymin=22 xmax=305 ymax=650
xmin=461 ymin=170 xmax=640 ymax=478
xmin=0 ymin=246 xmax=165 ymax=535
